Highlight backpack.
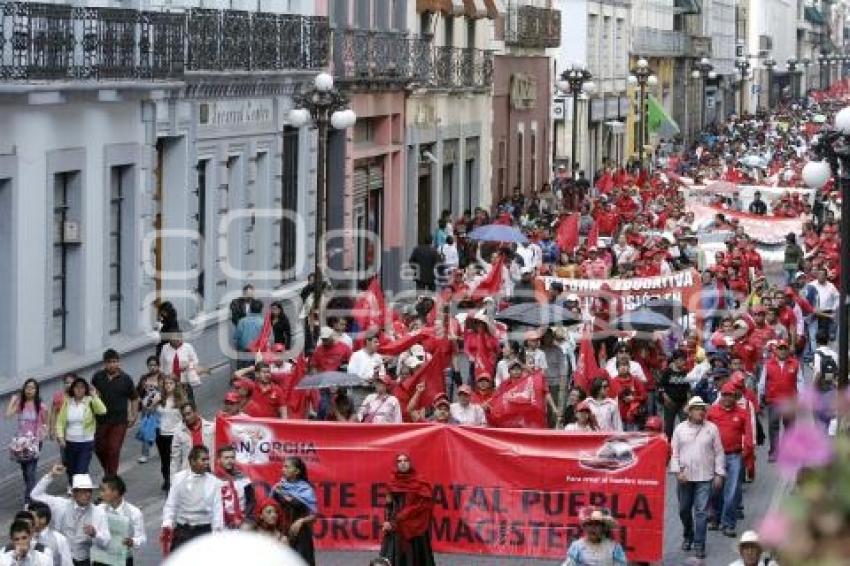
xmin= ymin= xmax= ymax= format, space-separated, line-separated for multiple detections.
xmin=817 ymin=350 xmax=838 ymax=387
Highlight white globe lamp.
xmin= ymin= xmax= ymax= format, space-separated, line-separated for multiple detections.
xmin=835 ymin=106 xmax=850 ymax=134
xmin=802 ymin=160 xmax=832 ymax=189
xmin=314 ymin=72 xmax=334 ymax=93
xmin=647 ymin=74 xmax=658 ymax=86
xmin=288 ymin=108 xmax=310 ymax=128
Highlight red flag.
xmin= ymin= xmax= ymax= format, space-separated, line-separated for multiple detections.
xmin=586 ymin=221 xmax=599 ymax=249
xmin=377 ymin=328 xmax=434 ymax=356
xmin=485 ymin=370 xmax=548 ymax=428
xmin=248 ymin=311 xmax=272 ymax=353
xmin=556 ymin=214 xmax=579 ymax=253
xmin=464 ymin=329 xmax=499 ymax=376
xmin=398 ymin=339 xmax=452 ymax=411
xmin=274 ymin=355 xmax=316 ymax=419
xmin=572 ymin=328 xmax=601 ymax=394
xmin=470 ymin=257 xmax=505 ymax=302
xmin=595 ymin=172 xmax=614 ymax=193
xmin=352 ymin=277 xmax=387 ymax=332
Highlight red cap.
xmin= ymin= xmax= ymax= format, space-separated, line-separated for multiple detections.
xmin=775 ymin=339 xmax=789 ymax=348
xmin=644 ymin=416 xmax=663 ymax=432
xmin=224 ymin=391 xmax=242 ymax=404
xmin=750 ymin=305 xmax=767 ymax=314
xmin=720 ymin=381 xmax=738 ymax=395
xmin=272 ymin=343 xmax=285 ymax=352
xmin=433 ymin=397 xmax=451 ymax=409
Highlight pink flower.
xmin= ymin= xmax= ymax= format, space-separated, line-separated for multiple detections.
xmin=776 ymin=421 xmax=834 ymax=479
xmin=758 ymin=509 xmax=792 ymax=547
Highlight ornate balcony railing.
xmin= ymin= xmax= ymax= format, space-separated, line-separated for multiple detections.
xmin=632 ymin=27 xmax=690 ymax=58
xmin=332 ymin=29 xmax=493 ymax=91
xmin=0 ymin=2 xmax=329 ymax=82
xmin=504 ymin=5 xmax=561 ymax=49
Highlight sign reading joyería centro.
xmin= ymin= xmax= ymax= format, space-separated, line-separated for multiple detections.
xmin=199 ymin=99 xmax=274 ymax=129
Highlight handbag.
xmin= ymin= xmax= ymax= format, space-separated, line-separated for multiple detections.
xmin=8 ymin=432 xmax=40 ymax=462
xmin=135 ymin=411 xmax=161 ymax=444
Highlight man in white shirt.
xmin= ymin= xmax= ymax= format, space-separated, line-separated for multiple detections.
xmin=170 ymin=401 xmax=216 ymax=482
xmin=450 ymin=386 xmax=486 ymax=426
xmin=97 ymin=475 xmax=145 ymax=566
xmin=27 ymin=502 xmax=73 ymax=566
xmin=162 ymin=446 xmax=224 ymax=554
xmin=806 ymin=267 xmax=839 ymax=348
xmin=439 ymin=236 xmax=460 ymax=273
xmin=347 ymin=333 xmax=386 ymax=381
xmin=1 ymin=521 xmax=50 ymax=566
xmin=159 ymin=336 xmax=202 ymax=394
xmin=357 ymin=376 xmax=402 ymax=424
xmin=332 ymin=317 xmax=354 ymax=349
xmin=604 ymin=343 xmax=647 ymax=382
xmin=31 ymin=465 xmax=111 ymax=565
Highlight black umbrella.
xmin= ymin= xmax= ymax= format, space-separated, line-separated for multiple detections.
xmin=295 ymin=371 xmax=369 ymax=390
xmin=610 ymin=310 xmax=677 ymax=333
xmin=495 ymin=303 xmax=582 ymax=327
xmin=643 ymin=298 xmax=688 ymax=322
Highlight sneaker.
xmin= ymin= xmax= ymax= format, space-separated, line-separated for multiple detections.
xmin=723 ymin=528 xmax=737 ymax=538
xmin=694 ymin=545 xmax=706 ymax=559
xmin=137 ymin=456 xmax=148 ymax=464
xmin=768 ymin=454 xmax=777 ymax=463
xmin=707 ymin=521 xmax=719 ymax=531
xmin=681 ymin=539 xmax=693 ymax=551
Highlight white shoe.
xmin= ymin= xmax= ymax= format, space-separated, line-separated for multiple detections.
xmin=137 ymin=456 xmax=148 ymax=463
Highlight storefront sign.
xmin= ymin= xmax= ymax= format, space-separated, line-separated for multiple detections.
xmin=218 ymin=418 xmax=667 ymax=563
xmin=510 ymin=73 xmax=537 ymax=110
xmin=198 ymin=99 xmax=274 ymax=129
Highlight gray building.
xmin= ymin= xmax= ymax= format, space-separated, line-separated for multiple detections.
xmin=0 ymin=1 xmax=327 ymax=394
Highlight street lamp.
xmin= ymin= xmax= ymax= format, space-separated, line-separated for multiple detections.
xmin=802 ymin=58 xmax=812 ymax=94
xmin=763 ymin=57 xmax=776 ymax=108
xmin=734 ymin=57 xmax=751 ymax=116
xmin=288 ymin=72 xmax=357 ymax=317
xmin=804 ymin=110 xmax=850 ymax=388
xmin=692 ymin=57 xmax=714 ymax=129
xmin=818 ymin=52 xmax=830 ymax=89
xmin=628 ymin=58 xmax=657 ymax=166
xmin=787 ymin=58 xmax=799 ymax=99
xmin=557 ymin=63 xmax=594 ymax=175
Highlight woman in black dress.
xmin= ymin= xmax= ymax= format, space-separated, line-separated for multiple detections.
xmin=273 ymin=456 xmax=317 ymax=566
xmin=380 ymin=453 xmax=436 ymax=566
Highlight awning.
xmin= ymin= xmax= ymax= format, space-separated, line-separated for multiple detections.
xmin=463 ymin=0 xmax=489 ymax=18
xmin=416 ymin=0 xmax=453 ymax=15
xmin=805 ymin=6 xmax=825 ymax=25
xmin=482 ymin=0 xmax=502 ymax=19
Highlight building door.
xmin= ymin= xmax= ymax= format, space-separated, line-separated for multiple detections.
xmin=417 ymin=161 xmax=432 ymax=245
xmin=353 ymin=160 xmax=384 ymax=280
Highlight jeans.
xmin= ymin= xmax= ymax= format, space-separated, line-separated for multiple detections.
xmin=712 ymin=453 xmax=744 ymax=530
xmin=20 ymin=457 xmax=38 ymax=504
xmin=95 ymin=423 xmax=128 ymax=476
xmin=767 ymin=404 xmax=795 ymax=458
xmin=677 ymin=480 xmax=712 ymax=546
xmin=64 ymin=440 xmax=94 ymax=480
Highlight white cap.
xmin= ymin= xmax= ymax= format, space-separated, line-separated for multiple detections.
xmin=686 ymin=396 xmax=708 ymax=410
xmin=404 ymin=356 xmax=423 ymax=369
xmin=738 ymin=530 xmax=761 ymax=547
xmin=409 ymin=344 xmax=426 ymax=358
xmin=319 ymin=326 xmax=335 ymax=340
xmin=71 ymin=474 xmax=95 ymax=490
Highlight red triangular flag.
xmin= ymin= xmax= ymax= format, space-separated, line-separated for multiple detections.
xmin=352 ymin=277 xmax=388 ymax=332
xmin=586 ymin=221 xmax=599 ymax=249
xmin=595 ymin=171 xmax=614 ymax=193
xmin=486 ymin=370 xmax=548 ymax=428
xmin=572 ymin=328 xmax=600 ymax=394
xmin=248 ymin=310 xmax=272 ymax=353
xmin=399 ymin=339 xmax=452 ymax=411
xmin=556 ymin=214 xmax=579 ymax=253
xmin=470 ymin=257 xmax=505 ymax=302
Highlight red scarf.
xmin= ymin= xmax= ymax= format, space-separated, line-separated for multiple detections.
xmin=387 ymin=460 xmax=433 ymax=542
xmin=219 ymin=471 xmax=245 ymax=528
xmin=171 ymin=343 xmax=182 ymax=379
xmin=188 ymin=419 xmax=203 ymax=447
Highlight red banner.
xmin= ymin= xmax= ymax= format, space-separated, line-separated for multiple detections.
xmin=217 ymin=418 xmax=667 ymax=562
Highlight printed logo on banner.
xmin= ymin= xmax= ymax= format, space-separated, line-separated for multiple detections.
xmin=578 ymin=435 xmax=650 ymax=473
xmin=230 ymin=422 xmax=319 ymax=464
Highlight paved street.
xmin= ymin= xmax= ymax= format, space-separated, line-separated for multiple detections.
xmin=0 ymin=361 xmax=787 ymax=565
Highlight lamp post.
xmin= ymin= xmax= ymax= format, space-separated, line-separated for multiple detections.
xmin=818 ymin=51 xmax=830 ymax=89
xmin=803 ymin=107 xmax=850 ymax=388
xmin=763 ymin=57 xmax=776 ymax=108
xmin=288 ymin=72 xmax=357 ymax=318
xmin=628 ymin=58 xmax=657 ymax=166
xmin=787 ymin=58 xmax=799 ymax=99
xmin=802 ymin=58 xmax=811 ymax=94
xmin=691 ymin=57 xmax=714 ymax=130
xmin=556 ymin=63 xmax=595 ymax=176
xmin=735 ymin=57 xmax=751 ymax=116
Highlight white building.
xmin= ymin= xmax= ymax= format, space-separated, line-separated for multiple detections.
xmin=745 ymin=0 xmax=798 ymax=111
xmin=553 ymin=0 xmax=630 ymax=174
xmin=0 ymin=1 xmax=324 ymax=389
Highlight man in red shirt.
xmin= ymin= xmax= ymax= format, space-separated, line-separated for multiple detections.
xmin=707 ymin=382 xmax=753 ymax=537
xmin=238 ymin=362 xmax=287 ymax=419
xmin=309 ymin=326 xmax=352 ymax=373
xmin=758 ymin=341 xmax=800 ymax=462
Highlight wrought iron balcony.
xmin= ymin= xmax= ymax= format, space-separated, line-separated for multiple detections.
xmin=632 ymin=27 xmax=690 ymax=58
xmin=332 ymin=29 xmax=493 ymax=91
xmin=504 ymin=5 xmax=561 ymax=49
xmin=0 ymin=2 xmax=329 ymax=82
